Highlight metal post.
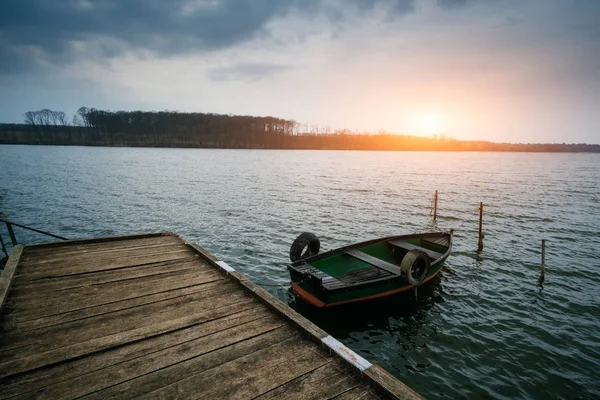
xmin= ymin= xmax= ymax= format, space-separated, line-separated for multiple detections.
xmin=433 ymin=190 xmax=438 ymax=222
xmin=477 ymin=202 xmax=484 ymax=252
xmin=6 ymin=222 xmax=17 ymax=246
xmin=0 ymin=234 xmax=8 ymax=258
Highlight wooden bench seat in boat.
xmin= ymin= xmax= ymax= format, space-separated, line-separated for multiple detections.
xmin=344 ymin=249 xmax=403 ymax=276
xmin=388 ymin=240 xmax=443 ymax=261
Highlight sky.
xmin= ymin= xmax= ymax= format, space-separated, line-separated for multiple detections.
xmin=1 ymin=0 xmax=599 ymax=143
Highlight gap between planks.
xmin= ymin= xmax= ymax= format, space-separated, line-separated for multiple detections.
xmin=6 ymin=268 xmax=224 ymax=318
xmin=0 ymin=307 xmax=278 ymax=399
xmin=10 ymin=257 xmax=214 ymax=297
xmin=19 ymin=239 xmax=184 ymax=265
xmin=0 ymin=295 xmax=267 ymax=380
xmin=1 ymin=279 xmax=234 ymax=333
xmin=20 ymin=235 xmax=182 ymax=259
xmin=0 ymin=282 xmax=249 ymax=353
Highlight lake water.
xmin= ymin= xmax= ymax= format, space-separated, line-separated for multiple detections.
xmin=1 ymin=145 xmax=599 ymax=399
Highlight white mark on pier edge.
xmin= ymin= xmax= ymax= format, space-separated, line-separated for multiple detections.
xmin=216 ymin=260 xmax=235 ymax=272
xmin=322 ymin=335 xmax=372 ymax=372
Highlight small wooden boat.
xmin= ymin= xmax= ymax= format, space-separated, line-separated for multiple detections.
xmin=288 ymin=231 xmax=452 ymax=308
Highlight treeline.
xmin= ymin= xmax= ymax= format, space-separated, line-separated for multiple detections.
xmin=13 ymin=107 xmax=297 ymax=148
xmin=1 ymin=107 xmax=599 ymax=152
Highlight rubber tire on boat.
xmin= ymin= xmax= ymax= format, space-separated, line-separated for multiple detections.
xmin=289 ymin=232 xmax=320 ymax=262
xmin=400 ymin=249 xmax=430 ymax=285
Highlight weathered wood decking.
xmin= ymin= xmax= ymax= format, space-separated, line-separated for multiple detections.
xmin=0 ymin=233 xmax=421 ymax=399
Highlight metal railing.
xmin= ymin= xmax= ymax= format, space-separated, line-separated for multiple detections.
xmin=0 ymin=219 xmax=68 ymax=258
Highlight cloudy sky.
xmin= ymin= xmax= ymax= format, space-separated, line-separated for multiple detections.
xmin=1 ymin=0 xmax=599 ymax=143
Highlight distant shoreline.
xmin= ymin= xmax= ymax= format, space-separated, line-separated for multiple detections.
xmin=3 ymin=141 xmax=600 ymax=153
xmin=2 ymin=122 xmax=599 ymax=153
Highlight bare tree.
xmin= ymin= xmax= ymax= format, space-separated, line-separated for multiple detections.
xmin=24 ymin=111 xmax=36 ymax=126
xmin=55 ymin=111 xmax=69 ymax=126
xmin=76 ymin=106 xmax=91 ymax=127
xmin=39 ymin=109 xmax=52 ymax=125
xmin=72 ymin=113 xmax=83 ymax=126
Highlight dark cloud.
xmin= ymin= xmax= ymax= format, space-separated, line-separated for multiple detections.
xmin=436 ymin=0 xmax=475 ymax=9
xmin=208 ymin=62 xmax=292 ymax=82
xmin=0 ymin=0 xmax=424 ymax=75
xmin=1 ymin=0 xmax=293 ymax=72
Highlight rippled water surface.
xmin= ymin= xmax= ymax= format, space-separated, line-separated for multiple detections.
xmin=1 ymin=145 xmax=599 ymax=399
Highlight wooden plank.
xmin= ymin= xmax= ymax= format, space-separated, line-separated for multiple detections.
xmin=9 ymin=314 xmax=286 ymax=400
xmin=337 ymin=267 xmax=390 ymax=282
xmin=228 ymin=271 xmax=329 ymax=341
xmin=255 ymin=363 xmax=364 ymax=400
xmin=344 ymin=249 xmax=403 ymax=276
xmin=11 ymin=266 xmax=218 ymax=304
xmin=20 ymin=232 xmax=173 ymax=251
xmin=10 ymin=258 xmax=206 ymax=297
xmin=138 ymin=333 xmax=328 ymax=400
xmin=2 ymin=280 xmax=228 ymax=332
xmin=212 ymin=257 xmax=419 ymax=399
xmin=198 ymin=346 xmax=330 ymax=400
xmin=0 ymin=245 xmax=23 ymax=314
xmin=14 ymin=248 xmax=195 ymax=280
xmin=7 ymin=268 xmax=223 ymax=317
xmin=364 ymin=365 xmax=423 ymax=400
xmin=80 ymin=325 xmax=300 ymax=400
xmin=20 ymin=242 xmax=185 ymax=266
xmin=2 ymin=282 xmax=243 ymax=347
xmin=0 ymin=297 xmax=262 ymax=379
xmin=294 ymin=264 xmax=352 ymax=290
xmin=332 ymin=385 xmax=382 ymax=400
xmin=21 ymin=235 xmax=181 ymax=258
xmin=185 ymin=243 xmax=329 ymax=341
xmin=21 ymin=235 xmax=182 ymax=260
xmin=0 ymin=306 xmax=271 ymax=399
xmin=322 ymin=267 xmax=392 ymax=290
xmin=19 ymin=242 xmax=189 ymax=268
xmin=0 ymin=281 xmax=246 ymax=353
xmin=183 ymin=241 xmax=220 ymax=262
xmin=388 ymin=240 xmax=443 ymax=261
xmin=321 ymin=276 xmax=348 ymax=289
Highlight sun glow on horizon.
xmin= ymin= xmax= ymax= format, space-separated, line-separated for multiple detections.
xmin=411 ymin=113 xmax=446 ymax=136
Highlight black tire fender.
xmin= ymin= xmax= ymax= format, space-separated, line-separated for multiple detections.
xmin=290 ymin=232 xmax=320 ymax=262
xmin=400 ymin=249 xmax=430 ymax=285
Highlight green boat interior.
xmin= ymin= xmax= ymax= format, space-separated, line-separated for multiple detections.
xmin=292 ymin=236 xmax=449 ymax=291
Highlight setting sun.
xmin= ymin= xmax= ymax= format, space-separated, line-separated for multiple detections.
xmin=413 ymin=113 xmax=445 ymax=135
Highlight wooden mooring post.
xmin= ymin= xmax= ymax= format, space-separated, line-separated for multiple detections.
xmin=433 ymin=190 xmax=438 ymax=222
xmin=477 ymin=202 xmax=484 ymax=252
xmin=539 ymin=239 xmax=546 ymax=285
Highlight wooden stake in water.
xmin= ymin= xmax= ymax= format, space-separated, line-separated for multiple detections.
xmin=539 ymin=239 xmax=546 ymax=285
xmin=433 ymin=190 xmax=438 ymax=222
xmin=477 ymin=202 xmax=484 ymax=252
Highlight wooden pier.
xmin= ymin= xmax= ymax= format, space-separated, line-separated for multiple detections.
xmin=0 ymin=233 xmax=421 ymax=399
